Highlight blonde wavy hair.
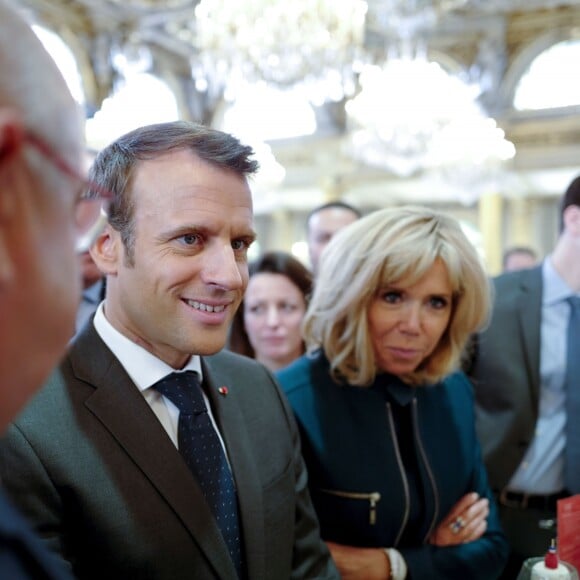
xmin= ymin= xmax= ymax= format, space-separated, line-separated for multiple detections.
xmin=303 ymin=206 xmax=492 ymax=386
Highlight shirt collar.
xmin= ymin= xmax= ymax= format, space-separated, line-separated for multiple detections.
xmin=542 ymin=257 xmax=577 ymax=306
xmin=93 ymin=302 xmax=203 ymax=393
xmin=375 ymin=372 xmax=416 ymax=407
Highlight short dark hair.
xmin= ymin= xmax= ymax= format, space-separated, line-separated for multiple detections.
xmin=228 ymin=251 xmax=313 ymax=359
xmin=89 ymin=121 xmax=259 ymax=263
xmin=502 ymin=246 xmax=537 ymax=269
xmin=560 ymin=174 xmax=580 ymax=231
xmin=306 ymin=201 xmax=362 ymax=232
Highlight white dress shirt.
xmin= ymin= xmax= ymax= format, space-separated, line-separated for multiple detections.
xmin=508 ymin=258 xmax=578 ymax=493
xmin=93 ymin=302 xmax=228 ymax=454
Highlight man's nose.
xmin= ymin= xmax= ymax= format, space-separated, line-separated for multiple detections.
xmin=202 ymin=244 xmax=244 ymax=290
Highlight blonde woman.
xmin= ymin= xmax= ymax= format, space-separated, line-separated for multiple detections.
xmin=277 ymin=206 xmax=508 ymax=580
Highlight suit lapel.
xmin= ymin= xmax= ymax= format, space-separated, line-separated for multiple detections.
xmin=515 ymin=266 xmax=543 ymax=414
xmin=69 ymin=326 xmax=238 ymax=580
xmin=203 ymin=356 xmax=266 ymax=580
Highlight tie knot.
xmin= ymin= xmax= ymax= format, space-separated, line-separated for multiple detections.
xmin=153 ymin=371 xmax=206 ymax=415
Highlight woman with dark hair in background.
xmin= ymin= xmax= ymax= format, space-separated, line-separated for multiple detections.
xmin=228 ymin=250 xmax=313 ymax=372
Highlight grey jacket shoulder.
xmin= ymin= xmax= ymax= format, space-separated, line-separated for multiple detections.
xmin=491 ymin=264 xmax=542 ymax=296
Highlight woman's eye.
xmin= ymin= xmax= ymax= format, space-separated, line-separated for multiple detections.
xmin=382 ymin=291 xmax=402 ymax=304
xmin=430 ymin=296 xmax=449 ymax=309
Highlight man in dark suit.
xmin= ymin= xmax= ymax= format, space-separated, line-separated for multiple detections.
xmin=0 ymin=121 xmax=338 ymax=579
xmin=0 ymin=1 xmax=105 ymax=578
xmin=470 ymin=178 xmax=580 ymax=578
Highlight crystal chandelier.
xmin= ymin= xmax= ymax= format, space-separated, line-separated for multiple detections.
xmin=345 ymin=55 xmax=515 ymax=182
xmin=193 ymin=0 xmax=367 ymax=99
xmin=344 ymin=0 xmax=515 ymax=190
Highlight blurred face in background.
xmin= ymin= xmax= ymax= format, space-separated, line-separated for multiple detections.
xmin=243 ymin=272 xmax=307 ymax=371
xmin=307 ymin=207 xmax=359 ymax=275
xmin=503 ymin=250 xmax=537 ymax=272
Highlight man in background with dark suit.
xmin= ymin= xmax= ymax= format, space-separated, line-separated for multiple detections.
xmin=74 ymin=148 xmax=106 ymax=337
xmin=0 ymin=1 xmax=102 ymax=577
xmin=0 ymin=121 xmax=338 ymax=580
xmin=471 ymin=177 xmax=580 ymax=578
xmin=75 ymin=250 xmax=105 ymax=335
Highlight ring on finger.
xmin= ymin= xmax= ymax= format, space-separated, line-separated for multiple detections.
xmin=450 ymin=516 xmax=466 ymax=535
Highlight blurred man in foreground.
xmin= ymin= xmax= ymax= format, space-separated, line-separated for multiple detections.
xmin=0 ymin=1 xmax=106 ymax=577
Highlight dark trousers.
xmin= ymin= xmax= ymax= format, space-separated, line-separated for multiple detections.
xmin=497 ymin=501 xmax=559 ymax=580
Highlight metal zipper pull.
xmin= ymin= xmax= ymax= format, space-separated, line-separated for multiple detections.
xmin=369 ymin=492 xmax=381 ymax=525
xmin=319 ymin=488 xmax=382 ymax=525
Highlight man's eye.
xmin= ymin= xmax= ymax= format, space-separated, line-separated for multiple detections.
xmin=232 ymin=239 xmax=251 ymax=251
xmin=180 ymin=234 xmax=201 ymax=246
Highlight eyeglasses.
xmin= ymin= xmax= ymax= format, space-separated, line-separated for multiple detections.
xmin=23 ymin=131 xmax=113 ymax=254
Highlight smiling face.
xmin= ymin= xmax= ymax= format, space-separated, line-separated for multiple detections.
xmin=367 ymin=259 xmax=453 ymax=377
xmin=95 ymin=148 xmax=255 ymax=368
xmin=243 ymin=272 xmax=306 ymax=371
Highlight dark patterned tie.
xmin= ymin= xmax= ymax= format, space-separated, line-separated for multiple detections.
xmin=153 ymin=371 xmax=243 ymax=577
xmin=565 ymin=296 xmax=580 ymax=494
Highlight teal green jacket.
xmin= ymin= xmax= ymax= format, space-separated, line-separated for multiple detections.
xmin=277 ymin=352 xmax=508 ymax=579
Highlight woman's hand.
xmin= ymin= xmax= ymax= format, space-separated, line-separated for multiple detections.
xmin=429 ymin=492 xmax=489 ymax=546
xmin=326 ymin=541 xmax=390 ymax=580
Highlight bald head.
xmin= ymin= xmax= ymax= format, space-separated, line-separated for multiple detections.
xmin=0 ymin=0 xmax=84 ymax=429
xmin=0 ymin=0 xmax=82 ymax=164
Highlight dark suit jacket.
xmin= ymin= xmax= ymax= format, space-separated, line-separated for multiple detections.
xmin=0 ymin=323 xmax=338 ymax=580
xmin=470 ymin=265 xmax=543 ymax=490
xmin=0 ymin=490 xmax=73 ymax=579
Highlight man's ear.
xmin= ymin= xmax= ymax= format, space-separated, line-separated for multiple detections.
xmin=563 ymin=204 xmax=580 ymax=237
xmin=90 ymin=225 xmax=120 ymax=276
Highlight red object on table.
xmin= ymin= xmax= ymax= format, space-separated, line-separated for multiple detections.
xmin=544 ymin=542 xmax=559 ymax=569
xmin=558 ymin=495 xmax=580 ymax=572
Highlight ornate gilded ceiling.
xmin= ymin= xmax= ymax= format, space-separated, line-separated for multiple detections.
xmin=12 ymin=0 xmax=580 ymax=207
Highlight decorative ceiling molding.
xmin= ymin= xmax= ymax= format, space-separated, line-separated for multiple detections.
xmin=14 ymin=0 xmax=580 ymax=208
